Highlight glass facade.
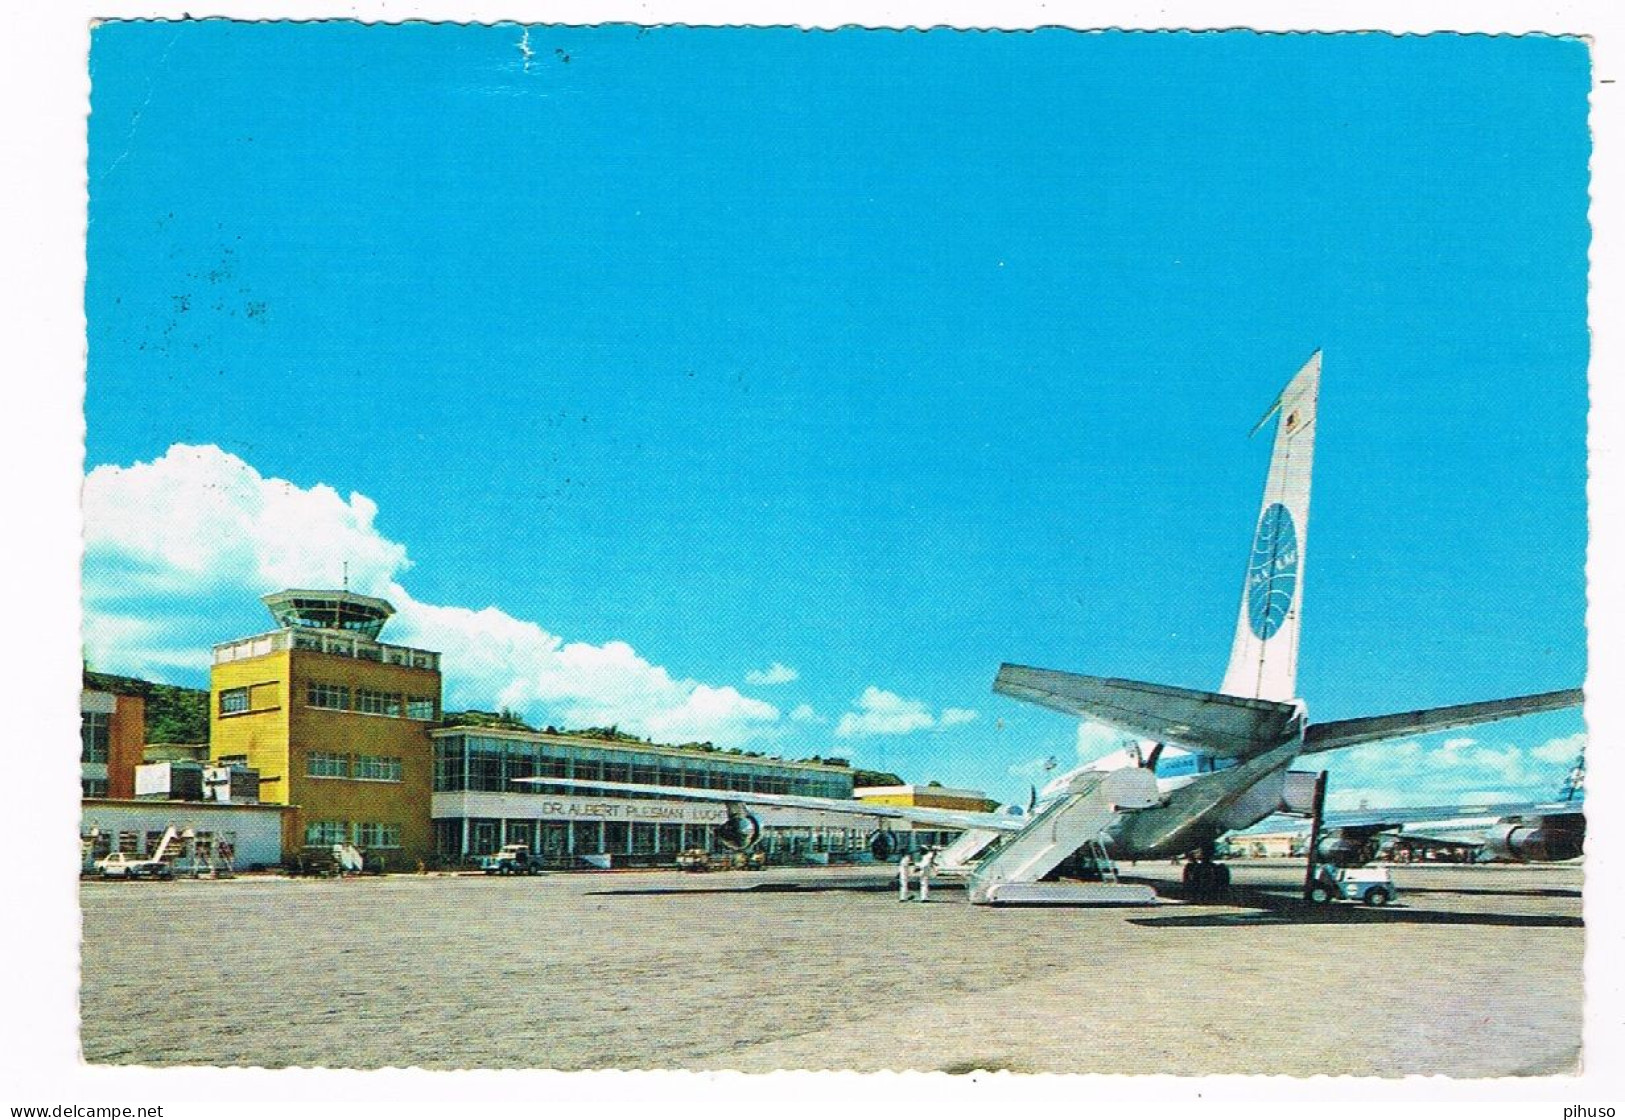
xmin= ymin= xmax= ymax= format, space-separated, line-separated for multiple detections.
xmin=431 ymin=733 xmax=854 ymax=800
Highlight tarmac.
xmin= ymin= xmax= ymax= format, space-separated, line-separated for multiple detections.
xmin=78 ymin=859 xmax=1584 ymax=1076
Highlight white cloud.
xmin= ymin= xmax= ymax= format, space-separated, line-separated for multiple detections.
xmin=789 ymin=703 xmax=823 ymax=724
xmin=82 ymin=444 xmax=781 ymax=747
xmin=1076 ymin=720 xmax=1134 ymax=763
xmin=833 ymin=687 xmax=978 ymax=738
xmin=1320 ymin=728 xmax=1582 ymax=808
xmin=745 ymin=662 xmax=799 ymax=686
xmin=84 ymin=444 xmax=409 ymax=598
xmin=1532 ymin=732 xmax=1586 ymax=765
xmin=836 ymin=687 xmax=936 ymax=738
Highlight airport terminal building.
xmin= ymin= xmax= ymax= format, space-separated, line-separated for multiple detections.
xmin=430 ymin=728 xmax=864 ymax=865
xmin=189 ymin=588 xmax=875 ymax=869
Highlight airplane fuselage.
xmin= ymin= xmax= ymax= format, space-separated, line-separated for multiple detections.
xmin=1035 ymin=734 xmax=1308 ymax=860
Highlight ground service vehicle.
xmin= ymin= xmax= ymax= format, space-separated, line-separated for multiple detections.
xmin=480 ymin=843 xmax=542 ymax=875
xmin=1308 ymin=864 xmax=1396 ymax=907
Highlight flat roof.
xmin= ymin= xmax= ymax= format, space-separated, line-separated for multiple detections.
xmin=80 ymin=798 xmax=294 ymax=814
xmin=854 ymin=784 xmax=991 ymax=800
xmin=430 ymin=726 xmax=854 ymax=774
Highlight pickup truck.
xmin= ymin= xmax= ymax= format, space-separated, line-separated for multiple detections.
xmin=96 ymin=852 xmax=173 ymax=880
xmin=480 ymin=843 xmax=542 ymax=875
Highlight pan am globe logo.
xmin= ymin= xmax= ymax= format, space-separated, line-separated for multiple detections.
xmin=1246 ymin=503 xmax=1299 ymax=641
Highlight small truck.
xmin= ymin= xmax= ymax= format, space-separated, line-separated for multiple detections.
xmin=480 ymin=843 xmax=542 ymax=875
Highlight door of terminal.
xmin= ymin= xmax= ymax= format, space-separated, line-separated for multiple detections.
xmin=471 ymin=820 xmax=499 ymax=855
xmin=541 ymin=824 xmax=567 ymax=861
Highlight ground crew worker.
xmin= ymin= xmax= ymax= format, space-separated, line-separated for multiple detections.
xmin=916 ymin=848 xmax=938 ymax=902
xmin=897 ymin=852 xmax=915 ymax=902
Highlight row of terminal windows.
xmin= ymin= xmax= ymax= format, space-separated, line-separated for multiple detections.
xmin=434 ymin=817 xmax=873 ymax=860
xmin=432 ymin=735 xmax=854 ymax=800
xmin=305 ymin=820 xmax=402 ymax=848
xmin=307 ymin=752 xmax=404 ymax=782
xmin=304 ymin=681 xmax=436 ymax=721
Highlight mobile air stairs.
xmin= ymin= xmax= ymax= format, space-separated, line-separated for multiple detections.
xmin=966 ymin=768 xmax=1160 ymax=906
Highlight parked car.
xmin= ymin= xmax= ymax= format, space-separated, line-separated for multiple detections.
xmin=96 ymin=852 xmax=173 ymax=880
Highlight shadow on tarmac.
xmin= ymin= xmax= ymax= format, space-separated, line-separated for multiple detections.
xmin=1126 ymin=882 xmax=1583 ymax=929
xmin=586 ymin=879 xmax=910 ymax=896
xmin=1392 ymin=886 xmax=1581 ymax=900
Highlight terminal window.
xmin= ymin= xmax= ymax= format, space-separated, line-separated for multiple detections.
xmin=354 ymin=821 xmax=401 ymax=848
xmin=357 ymin=688 xmax=402 ymax=717
xmin=81 ymin=711 xmax=109 ymax=763
xmin=406 ymin=696 xmax=436 ymax=721
xmin=308 ymin=751 xmax=351 ymax=778
xmin=219 ymin=687 xmax=250 ymax=715
xmin=356 ymin=755 xmax=403 ymax=782
xmin=307 ymin=681 xmax=351 ymax=710
xmin=305 ymin=820 xmax=347 ymax=845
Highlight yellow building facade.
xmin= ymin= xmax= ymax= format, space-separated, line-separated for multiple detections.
xmin=852 ymin=784 xmax=998 ymax=812
xmin=209 ymin=591 xmax=442 ymax=867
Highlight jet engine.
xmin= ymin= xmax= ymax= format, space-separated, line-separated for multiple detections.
xmin=868 ymin=830 xmax=902 ymax=861
xmin=716 ymin=804 xmax=762 ymax=851
xmin=1481 ymin=813 xmax=1585 ymax=863
xmin=1315 ymin=827 xmax=1386 ymax=868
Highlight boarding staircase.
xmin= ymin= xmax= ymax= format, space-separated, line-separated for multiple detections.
xmin=186 ymin=837 xmax=236 ymax=879
xmin=933 ymin=828 xmax=1002 ymax=876
xmin=966 ymin=769 xmax=1158 ymax=905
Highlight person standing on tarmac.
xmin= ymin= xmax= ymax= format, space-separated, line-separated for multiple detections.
xmin=897 ymin=852 xmax=915 ymax=902
xmin=916 ymin=848 xmax=938 ymax=902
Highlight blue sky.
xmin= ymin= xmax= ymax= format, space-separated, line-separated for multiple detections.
xmin=83 ymin=23 xmax=1589 ymax=807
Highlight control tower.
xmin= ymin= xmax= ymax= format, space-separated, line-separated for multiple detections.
xmin=210 ymin=588 xmax=442 ymax=867
xmin=261 ymin=589 xmax=396 ymax=640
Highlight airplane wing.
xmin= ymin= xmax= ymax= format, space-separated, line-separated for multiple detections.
xmin=512 ymin=775 xmax=1029 ymax=833
xmin=1300 ymin=689 xmax=1583 ymax=754
xmin=1324 ymin=797 xmax=1583 ymax=831
xmin=1321 ymin=797 xmax=1585 ymax=858
xmin=994 ymin=664 xmax=1300 ymax=758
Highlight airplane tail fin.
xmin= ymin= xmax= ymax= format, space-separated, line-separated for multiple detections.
xmin=1219 ymin=352 xmax=1321 ymax=702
